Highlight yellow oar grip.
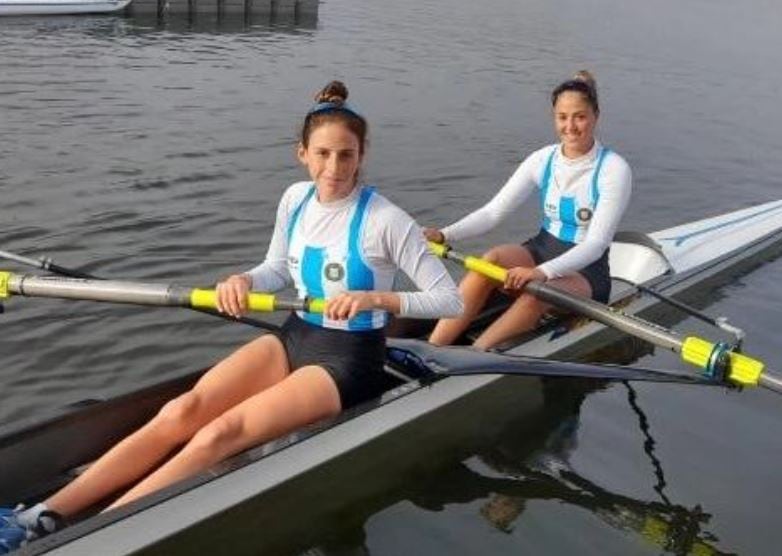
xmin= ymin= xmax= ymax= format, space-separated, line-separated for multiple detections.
xmin=247 ymin=293 xmax=277 ymax=312
xmin=640 ymin=516 xmax=668 ymax=547
xmin=681 ymin=336 xmax=764 ymax=386
xmin=727 ymin=351 xmax=764 ymax=387
xmin=190 ymin=289 xmax=277 ymax=312
xmin=190 ymin=289 xmax=218 ymax=309
xmin=0 ymin=271 xmax=10 ymax=299
xmin=681 ymin=337 xmax=717 ymax=369
xmin=427 ymin=241 xmax=449 ymax=258
xmin=307 ymin=298 xmax=326 ymax=314
xmin=464 ymin=256 xmax=507 ymax=282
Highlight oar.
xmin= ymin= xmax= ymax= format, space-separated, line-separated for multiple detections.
xmin=0 ymin=249 xmax=93 ymax=279
xmin=428 ymin=242 xmax=782 ymax=395
xmin=0 ymin=249 xmax=280 ymax=331
xmin=387 ymin=339 xmax=717 ymax=386
xmin=0 ymin=272 xmax=325 ymax=315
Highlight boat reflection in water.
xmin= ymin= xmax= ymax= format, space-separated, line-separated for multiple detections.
xmin=124 ymin=0 xmax=318 ymax=32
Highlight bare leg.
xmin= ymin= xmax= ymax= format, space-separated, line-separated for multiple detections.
xmin=429 ymin=245 xmax=535 ymax=346
xmin=108 ymin=365 xmax=341 ymax=509
xmin=45 ymin=334 xmax=290 ymax=517
xmin=473 ymin=274 xmax=592 ymax=350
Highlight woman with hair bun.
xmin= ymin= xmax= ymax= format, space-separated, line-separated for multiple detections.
xmin=0 ymin=81 xmax=462 ymax=549
xmin=425 ymin=71 xmax=632 ymax=350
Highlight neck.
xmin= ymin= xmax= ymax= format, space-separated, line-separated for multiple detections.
xmin=316 ymin=182 xmax=359 ymax=204
xmin=562 ymin=138 xmax=595 ymax=159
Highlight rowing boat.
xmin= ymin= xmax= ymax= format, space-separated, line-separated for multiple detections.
xmin=0 ymin=0 xmax=130 ymax=16
xmin=1 ymin=199 xmax=781 ymax=554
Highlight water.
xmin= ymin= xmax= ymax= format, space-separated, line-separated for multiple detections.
xmin=2 ymin=0 xmax=782 ymax=553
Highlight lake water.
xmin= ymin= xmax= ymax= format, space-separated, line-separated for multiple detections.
xmin=1 ymin=0 xmax=782 ymax=554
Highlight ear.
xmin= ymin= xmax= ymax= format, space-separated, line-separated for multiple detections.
xmin=296 ymin=142 xmax=307 ymax=165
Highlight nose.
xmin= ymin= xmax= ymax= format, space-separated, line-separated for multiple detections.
xmin=325 ymin=153 xmax=340 ymax=174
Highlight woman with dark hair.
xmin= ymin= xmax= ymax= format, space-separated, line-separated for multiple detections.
xmin=426 ymin=71 xmax=632 ymax=350
xmin=0 ymin=81 xmax=462 ymax=551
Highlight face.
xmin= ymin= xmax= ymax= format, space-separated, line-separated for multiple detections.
xmin=298 ymin=122 xmax=363 ymax=202
xmin=553 ymin=91 xmax=598 ymax=157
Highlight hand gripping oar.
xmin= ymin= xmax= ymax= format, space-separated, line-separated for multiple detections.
xmin=428 ymin=241 xmax=782 ymax=395
xmin=0 ymin=249 xmax=281 ymax=331
xmin=0 ymin=272 xmax=325 ymax=315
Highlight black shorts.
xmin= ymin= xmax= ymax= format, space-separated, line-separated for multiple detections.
xmin=523 ymin=229 xmax=611 ymax=303
xmin=278 ymin=313 xmax=388 ymax=409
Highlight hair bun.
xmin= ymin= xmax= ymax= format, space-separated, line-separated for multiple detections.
xmin=572 ymin=70 xmax=597 ymax=91
xmin=315 ymin=80 xmax=349 ymax=104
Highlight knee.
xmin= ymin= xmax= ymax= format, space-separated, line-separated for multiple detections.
xmin=150 ymin=392 xmax=201 ymax=440
xmin=482 ymin=247 xmax=502 ymax=263
xmin=515 ymin=293 xmax=546 ymax=312
xmin=188 ymin=416 xmax=244 ymax=458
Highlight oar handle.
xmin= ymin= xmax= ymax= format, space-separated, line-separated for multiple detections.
xmin=190 ymin=289 xmax=325 ymax=314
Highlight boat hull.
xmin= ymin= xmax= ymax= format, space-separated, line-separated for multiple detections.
xmin=0 ymin=0 xmax=130 ymax=16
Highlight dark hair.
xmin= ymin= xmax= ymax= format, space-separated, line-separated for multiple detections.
xmin=551 ymin=70 xmax=599 ymax=114
xmin=300 ymin=80 xmax=368 ymax=154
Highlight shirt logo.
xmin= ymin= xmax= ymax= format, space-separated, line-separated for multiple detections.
xmin=324 ymin=262 xmax=345 ymax=282
xmin=577 ymin=208 xmax=593 ymax=222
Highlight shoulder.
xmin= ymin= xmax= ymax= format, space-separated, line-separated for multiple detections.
xmin=282 ymin=181 xmax=315 ymax=202
xmin=601 ymin=149 xmax=633 ymax=182
xmin=278 ymin=181 xmax=315 ymax=213
xmin=362 ymin=189 xmax=421 ymax=246
xmin=524 ymin=144 xmax=558 ymax=166
xmin=364 ymin=188 xmax=416 ymax=226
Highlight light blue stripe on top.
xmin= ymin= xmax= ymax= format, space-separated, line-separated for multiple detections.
xmin=590 ymin=147 xmax=610 ymax=206
xmin=287 ymin=185 xmax=317 ymax=244
xmin=301 ymin=245 xmax=325 ymax=327
xmin=346 ymin=187 xmax=377 ymax=330
xmin=558 ymin=196 xmax=578 ymax=242
xmin=539 ymin=147 xmax=556 ymax=216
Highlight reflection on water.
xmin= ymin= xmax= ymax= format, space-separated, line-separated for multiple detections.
xmin=0 ymin=3 xmax=317 ymax=35
xmin=124 ymin=2 xmax=318 ymax=34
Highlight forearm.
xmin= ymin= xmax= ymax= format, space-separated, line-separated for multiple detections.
xmin=398 ymin=289 xmax=464 ymax=318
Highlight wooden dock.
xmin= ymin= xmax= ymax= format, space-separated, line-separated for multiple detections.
xmin=126 ymin=0 xmax=318 ymax=18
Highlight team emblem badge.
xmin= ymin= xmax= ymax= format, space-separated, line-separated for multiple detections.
xmin=577 ymin=208 xmax=593 ymax=222
xmin=324 ymin=262 xmax=345 ymax=281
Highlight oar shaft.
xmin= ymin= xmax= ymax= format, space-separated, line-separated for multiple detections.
xmin=759 ymin=373 xmax=782 ymax=395
xmin=523 ymin=281 xmax=683 ymax=352
xmin=9 ymin=274 xmax=191 ymax=307
xmin=1 ymin=272 xmax=322 ymax=314
xmin=0 ymin=250 xmax=45 ymax=270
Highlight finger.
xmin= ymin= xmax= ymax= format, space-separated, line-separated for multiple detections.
xmin=229 ymin=285 xmax=245 ymax=316
xmin=325 ymin=297 xmax=344 ymax=320
xmin=236 ymin=289 xmax=248 ymax=314
xmin=215 ymin=284 xmax=225 ymax=313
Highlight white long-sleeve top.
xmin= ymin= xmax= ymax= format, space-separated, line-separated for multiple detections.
xmin=441 ymin=141 xmax=632 ymax=279
xmin=246 ymin=181 xmax=463 ymax=320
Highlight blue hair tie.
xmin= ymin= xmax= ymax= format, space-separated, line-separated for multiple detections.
xmin=307 ymin=101 xmax=363 ymax=119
